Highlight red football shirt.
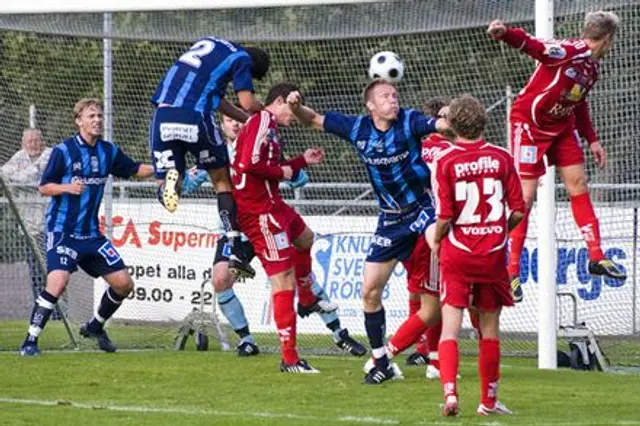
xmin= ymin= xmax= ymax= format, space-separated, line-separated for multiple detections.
xmin=232 ymin=111 xmax=306 ymax=214
xmin=421 ymin=133 xmax=453 ymax=168
xmin=502 ymin=27 xmax=600 ymax=144
xmin=433 ymin=140 xmax=525 ymax=281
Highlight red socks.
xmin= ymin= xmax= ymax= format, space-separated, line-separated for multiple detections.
xmin=426 ymin=321 xmax=442 ymax=368
xmin=294 ymin=248 xmax=316 ymax=307
xmin=479 ymin=338 xmax=501 ymax=407
xmin=570 ymin=193 xmax=604 ymax=261
xmin=408 ymin=298 xmax=430 ymax=356
xmin=272 ymin=290 xmax=298 ymax=364
xmin=438 ymin=339 xmax=459 ymax=398
xmin=388 ymin=314 xmax=428 ymax=356
xmin=508 ymin=208 xmax=529 ymax=278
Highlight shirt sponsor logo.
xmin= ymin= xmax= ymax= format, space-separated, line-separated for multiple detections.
xmin=453 ymin=156 xmax=500 ymax=177
xmin=71 ymin=176 xmax=108 ymax=185
xmin=460 ymin=225 xmax=504 ymax=235
xmin=549 ymin=103 xmax=576 ymax=118
xmin=360 ymin=150 xmax=409 ymax=166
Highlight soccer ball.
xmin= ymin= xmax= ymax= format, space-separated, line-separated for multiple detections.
xmin=368 ymin=51 xmax=404 ymax=83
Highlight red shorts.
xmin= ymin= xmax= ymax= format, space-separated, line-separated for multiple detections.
xmin=510 ymin=119 xmax=584 ymax=179
xmin=439 ymin=265 xmax=514 ymax=312
xmin=402 ymin=236 xmax=438 ymax=297
xmin=237 ymin=201 xmax=307 ymax=276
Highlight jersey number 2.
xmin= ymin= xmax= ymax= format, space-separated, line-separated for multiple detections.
xmin=179 ymin=40 xmax=215 ymax=68
xmin=455 ymin=178 xmax=504 ymax=225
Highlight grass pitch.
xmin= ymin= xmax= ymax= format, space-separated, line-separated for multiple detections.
xmin=1 ymin=349 xmax=640 ymax=426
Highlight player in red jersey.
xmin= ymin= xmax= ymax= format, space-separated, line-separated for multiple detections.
xmin=488 ymin=11 xmax=625 ymax=303
xmin=232 ymin=82 xmax=335 ymax=373
xmin=402 ymin=98 xmax=452 ymax=376
xmin=432 ymin=95 xmax=525 ymax=416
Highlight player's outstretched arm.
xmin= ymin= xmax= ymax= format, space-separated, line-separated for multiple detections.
xmin=236 ymin=91 xmax=264 ymax=115
xmin=286 ymin=91 xmax=325 ymax=130
xmin=219 ymin=98 xmax=250 ymax=123
xmin=488 ymin=19 xmax=580 ymax=65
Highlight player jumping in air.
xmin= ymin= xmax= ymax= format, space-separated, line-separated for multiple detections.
xmin=432 ymin=95 xmax=525 ymax=416
xmin=232 ymin=82 xmax=345 ymax=373
xmin=288 ymin=79 xmax=448 ymax=383
xmin=182 ymin=108 xmax=366 ymax=358
xmin=488 ymin=11 xmax=625 ymax=303
xmin=20 ymin=98 xmax=155 ymax=356
xmin=150 ymin=36 xmax=270 ymax=280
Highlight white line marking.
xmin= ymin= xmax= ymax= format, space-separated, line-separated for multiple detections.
xmin=3 ymin=397 xmax=640 ymax=426
xmin=0 ymin=398 xmax=399 ymax=425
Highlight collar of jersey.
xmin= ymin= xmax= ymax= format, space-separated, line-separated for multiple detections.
xmin=75 ymin=134 xmax=100 ymax=148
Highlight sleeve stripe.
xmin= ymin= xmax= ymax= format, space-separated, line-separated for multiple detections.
xmin=251 ymin=111 xmax=271 ymax=165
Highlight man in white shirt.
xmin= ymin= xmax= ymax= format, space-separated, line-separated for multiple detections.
xmin=1 ymin=129 xmax=53 ymax=306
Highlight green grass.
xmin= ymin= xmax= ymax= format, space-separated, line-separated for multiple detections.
xmin=2 ymin=350 xmax=640 ymax=426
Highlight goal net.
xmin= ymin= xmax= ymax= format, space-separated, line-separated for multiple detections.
xmin=0 ymin=0 xmax=638 ymax=365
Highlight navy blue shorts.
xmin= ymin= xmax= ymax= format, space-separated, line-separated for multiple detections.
xmin=46 ymin=233 xmax=126 ymax=278
xmin=213 ymin=236 xmax=255 ymax=265
xmin=366 ymin=199 xmax=436 ymax=263
xmin=150 ymin=107 xmax=229 ymax=179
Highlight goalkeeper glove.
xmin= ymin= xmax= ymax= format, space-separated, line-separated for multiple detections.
xmin=182 ymin=167 xmax=209 ymax=195
xmin=284 ymin=168 xmax=309 ymax=189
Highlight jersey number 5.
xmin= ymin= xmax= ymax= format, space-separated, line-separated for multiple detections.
xmin=455 ymin=178 xmax=504 ymax=225
xmin=179 ymin=39 xmax=215 ymax=68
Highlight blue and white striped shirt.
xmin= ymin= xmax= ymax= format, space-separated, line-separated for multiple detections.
xmin=151 ymin=37 xmax=254 ymax=113
xmin=324 ymin=108 xmax=437 ymax=211
xmin=40 ymin=135 xmax=140 ymax=237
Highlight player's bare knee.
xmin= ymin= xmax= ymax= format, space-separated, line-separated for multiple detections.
xmin=212 ymin=269 xmax=233 ymax=293
xmin=417 ymin=295 xmax=441 ymax=326
xmin=45 ymin=271 xmax=70 ymax=297
xmin=478 ymin=309 xmax=501 ymax=339
xmin=293 ymin=227 xmax=314 ymax=250
xmin=565 ymin=174 xmax=589 ymax=196
xmin=362 ymin=284 xmax=383 ymax=311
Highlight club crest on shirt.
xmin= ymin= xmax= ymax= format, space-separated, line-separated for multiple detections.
xmin=73 ymin=162 xmax=82 ymax=171
xmin=91 ymin=156 xmax=99 ymax=173
xmin=267 ymin=128 xmax=278 ymax=144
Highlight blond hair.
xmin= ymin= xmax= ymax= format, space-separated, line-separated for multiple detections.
xmin=362 ymin=79 xmax=396 ymax=103
xmin=448 ymin=94 xmax=486 ymax=140
xmin=583 ymin=11 xmax=619 ymax=40
xmin=74 ymin=98 xmax=103 ymax=120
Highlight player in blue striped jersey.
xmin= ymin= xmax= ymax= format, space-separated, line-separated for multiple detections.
xmin=287 ymin=80 xmax=448 ymax=383
xmin=20 ymin=98 xmax=154 ymax=356
xmin=150 ymin=36 xmax=270 ymax=280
